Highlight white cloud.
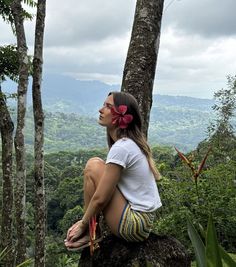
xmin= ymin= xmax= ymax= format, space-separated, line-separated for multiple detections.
xmin=43 ymin=33 xmax=130 ymax=79
xmin=1 ymin=0 xmax=235 ymax=99
xmin=44 ymin=0 xmax=136 ymax=46
xmin=162 ymin=0 xmax=236 ymax=37
xmin=154 ymin=27 xmax=236 ymax=98
xmin=71 ymin=72 xmax=121 ymax=85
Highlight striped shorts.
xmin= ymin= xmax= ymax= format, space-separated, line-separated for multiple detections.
xmin=118 ymin=203 xmax=155 ymax=242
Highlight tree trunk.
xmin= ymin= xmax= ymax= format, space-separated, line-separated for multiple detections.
xmin=32 ymin=1 xmax=46 ymax=266
xmin=0 ymin=87 xmax=14 ymax=267
xmin=121 ymin=0 xmax=164 ymax=138
xmin=11 ymin=0 xmax=29 ymax=264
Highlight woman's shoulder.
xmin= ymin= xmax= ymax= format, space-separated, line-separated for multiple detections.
xmin=113 ymin=138 xmax=140 ymax=152
xmin=114 ymin=137 xmax=135 ymax=146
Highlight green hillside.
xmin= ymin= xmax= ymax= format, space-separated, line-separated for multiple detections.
xmin=3 ymin=76 xmax=215 ymax=152
xmin=149 ymin=105 xmax=213 ymax=151
xmin=19 ymin=104 xmax=213 ymax=154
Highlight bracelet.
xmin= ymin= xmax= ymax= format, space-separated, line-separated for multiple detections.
xmin=81 ymin=219 xmax=88 ymax=226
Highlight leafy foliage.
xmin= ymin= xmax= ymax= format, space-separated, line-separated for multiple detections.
xmin=45 ymin=235 xmax=79 ymax=267
xmin=1 ymin=137 xmax=236 ymax=262
xmin=0 ymin=44 xmax=19 ymax=83
xmin=0 ymin=0 xmax=15 ymax=25
xmin=59 ymin=205 xmax=84 ymax=234
xmin=188 ymin=215 xmax=236 ymax=267
xmin=55 ymin=177 xmax=84 ymax=210
xmin=155 ymin=146 xmax=236 ymax=253
xmin=207 ymin=75 xmax=236 ymax=164
xmin=0 ymin=0 xmax=36 ymax=26
xmin=209 ymin=75 xmax=236 ymax=137
xmin=154 ymin=78 xmax=236 ymax=259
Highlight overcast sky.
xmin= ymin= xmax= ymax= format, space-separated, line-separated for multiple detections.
xmin=1 ymin=0 xmax=236 ymax=99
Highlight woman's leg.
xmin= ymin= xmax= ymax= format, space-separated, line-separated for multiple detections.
xmin=83 ymin=157 xmax=127 ymax=236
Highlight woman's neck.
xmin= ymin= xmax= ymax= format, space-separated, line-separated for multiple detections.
xmin=108 ymin=129 xmax=129 ymax=143
xmin=108 ymin=128 xmax=118 ymax=142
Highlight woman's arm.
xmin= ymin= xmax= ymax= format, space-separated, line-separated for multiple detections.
xmin=66 ymin=163 xmax=122 ymax=242
xmin=82 ymin=162 xmax=122 ymax=224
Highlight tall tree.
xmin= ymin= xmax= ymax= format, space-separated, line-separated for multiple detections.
xmin=208 ymin=75 xmax=236 ymax=162
xmin=0 ymin=44 xmax=19 ymax=267
xmin=10 ymin=0 xmax=30 ymax=263
xmin=0 ymin=89 xmax=14 ymax=267
xmin=210 ymin=75 xmax=236 ymax=137
xmin=121 ymin=0 xmax=164 ymax=138
xmin=32 ymin=0 xmax=46 ymax=265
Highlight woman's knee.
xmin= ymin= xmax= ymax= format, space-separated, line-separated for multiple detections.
xmin=85 ymin=157 xmax=105 ymax=170
xmin=84 ymin=157 xmax=105 ymax=180
xmin=87 ymin=157 xmax=105 ymax=164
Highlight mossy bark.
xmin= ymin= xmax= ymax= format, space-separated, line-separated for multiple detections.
xmin=32 ymin=1 xmax=46 ymax=266
xmin=11 ymin=0 xmax=29 ymax=263
xmin=0 ymin=87 xmax=14 ymax=267
xmin=121 ymin=0 xmax=164 ymax=138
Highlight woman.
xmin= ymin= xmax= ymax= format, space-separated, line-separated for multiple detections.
xmin=64 ymin=91 xmax=162 ymax=251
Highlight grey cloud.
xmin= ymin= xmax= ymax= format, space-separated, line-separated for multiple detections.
xmin=44 ymin=0 xmax=135 ymax=47
xmin=163 ymin=0 xmax=236 ymax=37
xmin=1 ymin=0 xmax=235 ymax=99
xmin=43 ymin=43 xmax=125 ymax=76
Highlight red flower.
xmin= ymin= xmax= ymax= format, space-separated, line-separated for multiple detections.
xmin=111 ymin=105 xmax=133 ymax=129
xmin=89 ymin=216 xmax=97 ymax=256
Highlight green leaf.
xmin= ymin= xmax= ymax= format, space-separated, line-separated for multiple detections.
xmin=16 ymin=258 xmax=33 ymax=267
xmin=206 ymin=215 xmax=222 ymax=267
xmin=198 ymin=223 xmax=206 ymax=240
xmin=219 ymin=246 xmax=236 ymax=267
xmin=0 ymin=247 xmax=9 ymax=260
xmin=187 ymin=219 xmax=206 ymax=267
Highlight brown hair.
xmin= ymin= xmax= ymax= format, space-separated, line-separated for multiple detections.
xmin=107 ymin=91 xmax=160 ymax=180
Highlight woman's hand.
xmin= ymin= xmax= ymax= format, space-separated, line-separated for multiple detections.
xmin=66 ymin=220 xmax=88 ymax=242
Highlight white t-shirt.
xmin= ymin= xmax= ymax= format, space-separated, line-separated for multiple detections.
xmin=106 ymin=138 xmax=162 ymax=212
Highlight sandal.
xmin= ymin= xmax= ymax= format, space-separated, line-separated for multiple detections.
xmin=67 ymin=235 xmax=103 ymax=251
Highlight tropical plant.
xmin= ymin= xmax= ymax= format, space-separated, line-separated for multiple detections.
xmin=174 ymin=146 xmax=211 ymax=201
xmin=188 ymin=215 xmax=236 ymax=267
xmin=176 ymin=147 xmax=236 ymax=266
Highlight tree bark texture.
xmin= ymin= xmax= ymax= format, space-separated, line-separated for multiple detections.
xmin=32 ymin=1 xmax=46 ymax=266
xmin=0 ymin=87 xmax=14 ymax=267
xmin=11 ymin=0 xmax=29 ymax=264
xmin=121 ymin=0 xmax=164 ymax=138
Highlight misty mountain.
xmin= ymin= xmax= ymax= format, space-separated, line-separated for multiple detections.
xmin=2 ymin=74 xmax=215 ymax=151
xmin=2 ymin=73 xmax=214 ymax=115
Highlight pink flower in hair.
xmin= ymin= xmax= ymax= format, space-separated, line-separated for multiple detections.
xmin=111 ymin=105 xmax=133 ymax=129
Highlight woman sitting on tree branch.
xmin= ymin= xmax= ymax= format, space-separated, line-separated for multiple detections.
xmin=64 ymin=92 xmax=162 ymax=251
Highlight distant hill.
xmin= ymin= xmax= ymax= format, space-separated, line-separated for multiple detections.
xmin=3 ymin=74 xmax=214 ymax=114
xmin=2 ymin=74 xmax=215 ymax=152
xmin=2 ymin=74 xmax=119 ymax=115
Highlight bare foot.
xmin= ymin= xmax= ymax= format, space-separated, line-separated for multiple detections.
xmin=65 ymin=234 xmax=90 ymax=249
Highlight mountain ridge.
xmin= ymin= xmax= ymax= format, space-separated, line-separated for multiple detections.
xmin=2 ymin=74 xmax=215 ymax=152
xmin=2 ymin=73 xmax=214 ymax=115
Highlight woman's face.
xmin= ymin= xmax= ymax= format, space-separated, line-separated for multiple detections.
xmin=98 ymin=94 xmax=115 ymax=128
